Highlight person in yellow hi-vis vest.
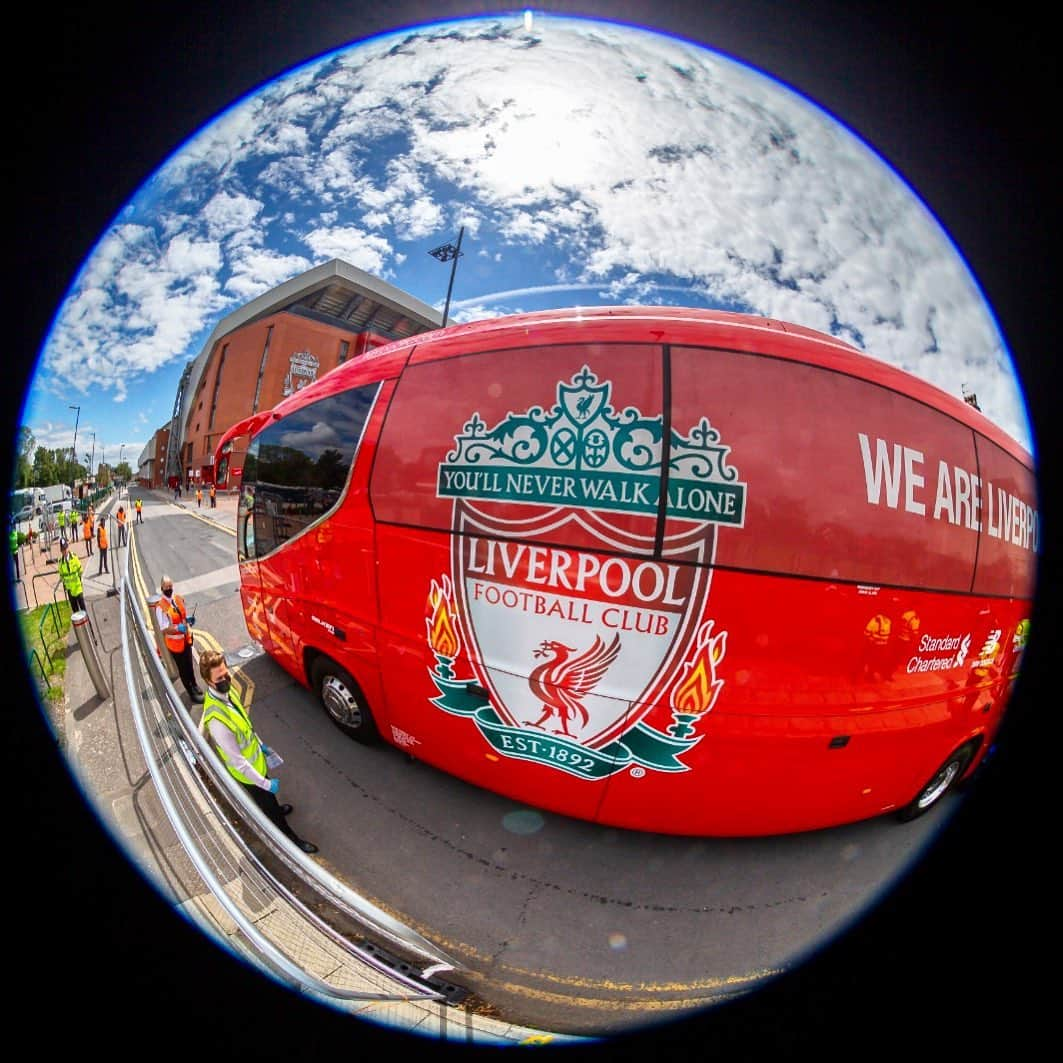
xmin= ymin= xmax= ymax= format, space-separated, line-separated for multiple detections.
xmin=56 ymin=538 xmax=86 ymax=613
xmin=198 ymin=649 xmax=318 ymax=854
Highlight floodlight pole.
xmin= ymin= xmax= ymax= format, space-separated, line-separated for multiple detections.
xmin=428 ymin=226 xmax=465 ymax=328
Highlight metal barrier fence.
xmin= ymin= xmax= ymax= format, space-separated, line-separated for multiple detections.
xmin=114 ymin=523 xmax=520 ymax=1042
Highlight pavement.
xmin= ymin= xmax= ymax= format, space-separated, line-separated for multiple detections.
xmin=10 ymin=485 xmax=241 ymax=613
xmin=12 ymin=485 xmax=571 ymax=1051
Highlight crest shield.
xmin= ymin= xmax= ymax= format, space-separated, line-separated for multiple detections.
xmin=427 ymin=364 xmax=745 ymax=779
xmin=452 ymin=501 xmax=716 ymax=751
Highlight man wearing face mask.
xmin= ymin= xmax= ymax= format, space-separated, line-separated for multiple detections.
xmin=155 ymin=574 xmax=204 ymax=703
xmin=198 ymin=650 xmax=318 ymax=854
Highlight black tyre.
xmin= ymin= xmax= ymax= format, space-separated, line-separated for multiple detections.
xmin=310 ymin=658 xmax=380 ymax=744
xmin=895 ymin=742 xmax=977 ymax=822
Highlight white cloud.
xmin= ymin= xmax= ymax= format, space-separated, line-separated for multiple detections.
xmin=201 ymin=190 xmax=265 ymax=243
xmin=225 ymin=249 xmax=313 ymax=300
xmin=302 ymin=225 xmax=394 ymax=274
xmin=30 ymin=16 xmax=1030 ymax=453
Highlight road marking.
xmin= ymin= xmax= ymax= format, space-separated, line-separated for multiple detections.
xmin=173 ymin=502 xmax=236 ymax=537
xmin=306 ymin=861 xmax=784 ymax=1002
xmin=172 ymin=564 xmax=240 ymax=597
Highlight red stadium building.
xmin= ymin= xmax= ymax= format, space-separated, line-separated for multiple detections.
xmin=167 ymin=259 xmax=441 ymax=490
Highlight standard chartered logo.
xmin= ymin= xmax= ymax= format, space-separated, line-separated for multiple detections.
xmin=954 ymin=634 xmax=971 ymax=668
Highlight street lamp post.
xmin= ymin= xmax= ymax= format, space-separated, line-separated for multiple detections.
xmin=69 ymin=404 xmax=80 ymax=497
xmin=428 ymin=225 xmax=465 ymax=328
xmin=89 ymin=432 xmax=95 ymax=487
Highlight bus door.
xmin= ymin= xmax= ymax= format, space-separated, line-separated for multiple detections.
xmin=235 ymin=466 xmax=272 ymax=651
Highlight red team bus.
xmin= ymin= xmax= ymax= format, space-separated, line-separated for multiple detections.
xmin=214 ymin=307 xmax=1037 ymax=836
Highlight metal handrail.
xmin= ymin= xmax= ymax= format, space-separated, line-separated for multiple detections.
xmin=29 ymin=570 xmax=63 ymax=612
xmin=119 ymin=536 xmax=459 ymax=1001
xmin=28 ymin=647 xmax=49 ymax=688
xmin=40 ymin=599 xmax=61 ymax=640
xmin=36 ymin=604 xmax=57 ymax=672
xmin=120 ymin=591 xmax=423 ymax=1002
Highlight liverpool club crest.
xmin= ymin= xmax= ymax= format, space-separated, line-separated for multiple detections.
xmin=425 ymin=367 xmax=742 ymax=780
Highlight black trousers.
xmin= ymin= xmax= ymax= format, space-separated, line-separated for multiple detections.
xmin=68 ymin=591 xmax=86 ymax=614
xmin=172 ymin=643 xmax=199 ymax=696
xmin=244 ymin=782 xmax=306 ymax=844
xmin=97 ymin=546 xmax=108 ymax=573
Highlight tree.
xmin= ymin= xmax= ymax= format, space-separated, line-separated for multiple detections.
xmin=15 ymin=426 xmax=35 ymax=487
xmin=115 ymin=461 xmax=133 ymax=483
xmin=32 ymin=446 xmax=58 ymax=486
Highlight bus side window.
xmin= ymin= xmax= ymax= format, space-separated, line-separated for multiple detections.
xmin=244 ymin=382 xmax=380 ymax=559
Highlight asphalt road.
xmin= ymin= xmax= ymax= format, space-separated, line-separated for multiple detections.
xmin=123 ymin=488 xmax=955 ymax=1037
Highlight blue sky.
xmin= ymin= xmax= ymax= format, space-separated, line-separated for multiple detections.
xmin=20 ymin=11 xmax=1033 ymax=473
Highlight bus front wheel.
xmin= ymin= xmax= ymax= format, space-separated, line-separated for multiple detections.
xmin=311 ymin=658 xmax=380 ymax=745
xmin=895 ymin=742 xmax=977 ymax=822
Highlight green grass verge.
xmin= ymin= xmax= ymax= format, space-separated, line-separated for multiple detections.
xmin=20 ymin=598 xmax=73 ymax=705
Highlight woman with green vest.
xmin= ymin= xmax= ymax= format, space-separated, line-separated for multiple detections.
xmin=55 ymin=538 xmax=86 ymax=613
xmin=197 ymin=649 xmax=318 ymax=854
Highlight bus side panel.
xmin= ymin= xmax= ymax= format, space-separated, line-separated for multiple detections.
xmin=369 ymin=344 xmax=666 ymax=821
xmin=293 ymin=384 xmax=396 ymax=732
xmin=593 ymin=571 xmax=1024 ymax=835
xmin=664 ymin=344 xmax=981 ymax=592
xmin=373 ymin=522 xmax=614 ymax=824
xmin=258 ymin=554 xmax=308 ymax=682
xmin=238 ymin=563 xmax=271 ymax=650
xmin=971 ymin=435 xmax=1037 ymax=599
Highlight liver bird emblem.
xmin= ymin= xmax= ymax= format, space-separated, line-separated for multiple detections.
xmin=526 ymin=634 xmax=622 ymax=738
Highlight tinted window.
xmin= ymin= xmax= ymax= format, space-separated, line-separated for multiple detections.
xmin=239 ymin=383 xmax=379 ymax=560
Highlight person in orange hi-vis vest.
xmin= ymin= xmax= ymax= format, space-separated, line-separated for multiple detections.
xmin=82 ymin=510 xmax=94 ymax=557
xmin=96 ymin=517 xmax=109 ymax=575
xmin=154 ymin=574 xmax=203 ymax=703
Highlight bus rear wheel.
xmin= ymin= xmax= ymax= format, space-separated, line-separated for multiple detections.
xmin=311 ymin=658 xmax=379 ymax=745
xmin=896 ymin=742 xmax=977 ymax=822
